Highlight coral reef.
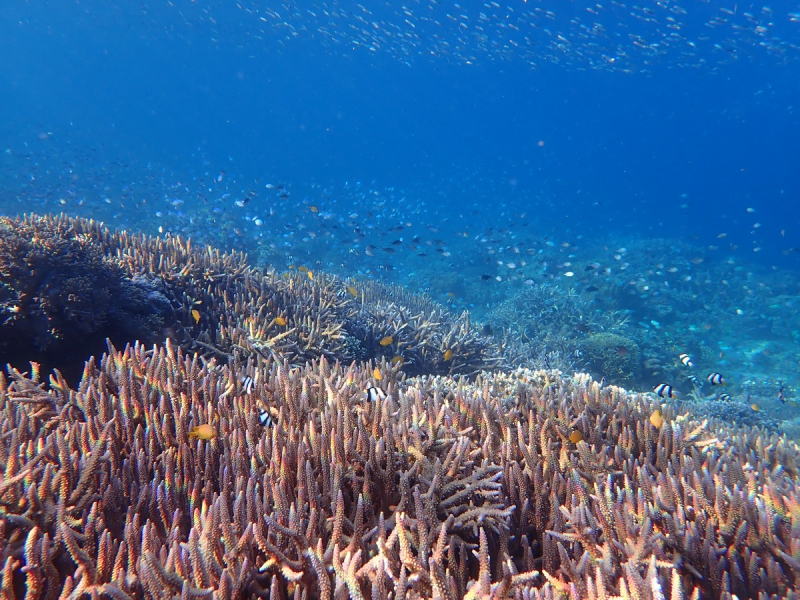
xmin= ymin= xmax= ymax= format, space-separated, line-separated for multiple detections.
xmin=1 ymin=342 xmax=799 ymax=599
xmin=685 ymin=399 xmax=780 ymax=431
xmin=577 ymin=332 xmax=642 ymax=387
xmin=0 ymin=215 xmax=173 ymax=382
xmin=347 ymin=280 xmax=516 ymax=377
xmin=487 ymin=283 xmax=631 ymax=376
xmin=0 ymin=214 xmax=516 ymax=381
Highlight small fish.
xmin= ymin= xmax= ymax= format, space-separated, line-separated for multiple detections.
xmin=241 ymin=376 xmax=254 ymax=394
xmin=650 ymin=410 xmax=665 ymax=428
xmin=585 ymin=286 xmax=599 ymax=292
xmin=365 ymin=386 xmax=387 ymax=402
xmin=443 ymin=349 xmax=454 ymax=361
xmin=778 ymin=381 xmax=786 ymax=404
xmin=750 ymin=403 xmax=760 ymax=412
xmin=391 ymin=355 xmax=404 ymax=365
xmin=718 ymin=393 xmax=731 ymax=402
xmin=574 ymin=323 xmax=591 ymax=334
xmin=348 ymin=285 xmax=358 ymax=297
xmin=298 ymin=266 xmax=309 ymax=272
xmin=654 ymin=383 xmax=677 ymax=398
xmin=379 ymin=336 xmax=394 ymax=346
xmin=307 ymin=271 xmax=313 ymax=281
xmin=189 ymin=424 xmax=216 ymax=440
xmin=481 ymin=274 xmax=493 ymax=281
xmin=481 ymin=324 xmax=493 ymax=336
xmin=275 ymin=316 xmax=287 ymax=326
xmin=259 ymin=408 xmax=274 ymax=427
xmin=191 ymin=309 xmax=201 ymax=324
xmin=707 ymin=372 xmax=725 ymax=386
xmin=615 ymin=345 xmax=628 ymax=357
xmin=569 ymin=430 xmax=583 ymax=444
xmin=373 ymin=368 xmax=383 ymax=381
xmin=687 ymin=375 xmax=699 ymax=386
xmin=679 ymin=353 xmax=693 ymax=367
xmin=309 ymin=205 xmax=319 ymax=213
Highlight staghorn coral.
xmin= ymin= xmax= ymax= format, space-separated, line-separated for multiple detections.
xmin=1 ymin=341 xmax=799 ymax=599
xmin=487 ymin=283 xmax=630 ymax=374
xmin=345 ymin=280 xmax=516 ymax=377
xmin=686 ymin=398 xmax=780 ymax=431
xmin=3 ymin=214 xmax=514 ymax=380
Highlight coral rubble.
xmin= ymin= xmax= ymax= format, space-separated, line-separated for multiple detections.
xmin=1 ymin=342 xmax=798 ymax=599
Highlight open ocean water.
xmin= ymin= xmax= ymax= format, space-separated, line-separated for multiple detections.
xmin=1 ymin=1 xmax=800 ymax=435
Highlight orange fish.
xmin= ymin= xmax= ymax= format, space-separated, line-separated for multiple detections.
xmin=650 ymin=410 xmax=665 ymax=429
xmin=191 ymin=309 xmax=201 ymax=324
xmin=391 ymin=355 xmax=404 ymax=365
xmin=348 ymin=285 xmax=358 ymax=297
xmin=373 ymin=368 xmax=383 ymax=381
xmin=569 ymin=430 xmax=583 ymax=444
xmin=189 ymin=424 xmax=216 ymax=440
xmin=275 ymin=316 xmax=287 ymax=326
xmin=443 ymin=349 xmax=454 ymax=361
xmin=379 ymin=336 xmax=394 ymax=346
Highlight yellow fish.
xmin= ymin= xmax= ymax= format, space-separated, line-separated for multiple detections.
xmin=751 ymin=403 xmax=760 ymax=412
xmin=373 ymin=368 xmax=383 ymax=381
xmin=275 ymin=316 xmax=287 ymax=326
xmin=391 ymin=355 xmax=404 ymax=365
xmin=189 ymin=424 xmax=216 ymax=440
xmin=443 ymin=349 xmax=454 ymax=361
xmin=379 ymin=336 xmax=394 ymax=346
xmin=348 ymin=285 xmax=358 ymax=297
xmin=307 ymin=271 xmax=313 ymax=281
xmin=298 ymin=266 xmax=308 ymax=272
xmin=191 ymin=309 xmax=201 ymax=324
xmin=649 ymin=410 xmax=665 ymax=429
xmin=309 ymin=205 xmax=319 ymax=213
xmin=569 ymin=430 xmax=583 ymax=444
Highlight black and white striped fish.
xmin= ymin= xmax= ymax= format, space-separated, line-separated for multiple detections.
xmin=365 ymin=386 xmax=387 ymax=402
xmin=679 ymin=353 xmax=693 ymax=367
xmin=259 ymin=408 xmax=274 ymax=427
xmin=707 ymin=372 xmax=725 ymax=386
xmin=654 ymin=383 xmax=677 ymax=398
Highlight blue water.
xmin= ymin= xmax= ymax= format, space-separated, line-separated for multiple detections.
xmin=2 ymin=1 xmax=800 ymax=417
xmin=3 ymin=2 xmax=799 ymax=253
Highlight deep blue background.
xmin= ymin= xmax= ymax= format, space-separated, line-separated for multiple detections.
xmin=2 ymin=1 xmax=799 ymax=264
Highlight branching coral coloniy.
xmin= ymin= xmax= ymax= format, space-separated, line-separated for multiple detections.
xmin=1 ymin=341 xmax=799 ymax=600
xmin=0 ymin=215 xmax=173 ymax=381
xmin=1 ymin=214 xmax=514 ymax=380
